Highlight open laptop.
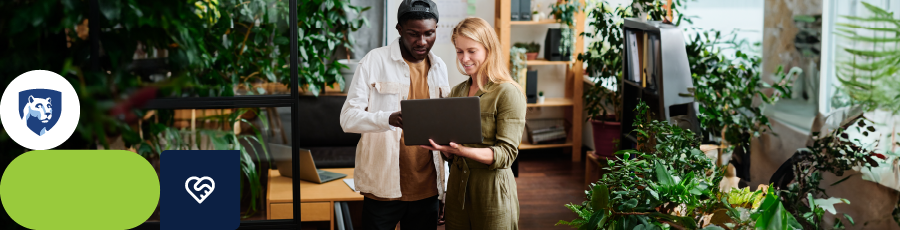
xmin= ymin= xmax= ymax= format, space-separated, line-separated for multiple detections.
xmin=401 ymin=96 xmax=483 ymax=146
xmin=269 ymin=143 xmax=346 ymax=184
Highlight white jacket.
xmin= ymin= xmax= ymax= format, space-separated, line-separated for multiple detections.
xmin=340 ymin=38 xmax=451 ymax=199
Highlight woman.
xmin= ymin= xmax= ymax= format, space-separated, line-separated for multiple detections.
xmin=420 ymin=17 xmax=526 ymax=230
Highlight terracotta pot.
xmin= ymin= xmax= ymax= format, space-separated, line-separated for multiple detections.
xmin=526 ymin=52 xmax=538 ymax=60
xmin=591 ymin=119 xmax=621 ymax=157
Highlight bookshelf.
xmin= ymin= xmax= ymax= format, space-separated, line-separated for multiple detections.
xmin=496 ymin=0 xmax=586 ymax=162
xmin=618 ymin=18 xmax=697 ymax=151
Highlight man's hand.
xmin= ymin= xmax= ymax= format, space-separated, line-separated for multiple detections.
xmin=389 ymin=111 xmax=403 ymax=128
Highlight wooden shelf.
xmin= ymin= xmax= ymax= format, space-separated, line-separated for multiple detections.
xmin=498 ymin=0 xmax=585 ymax=162
xmin=519 ymin=141 xmax=573 ymax=150
xmin=510 ymin=19 xmax=558 ymax=25
xmin=526 ymin=58 xmax=570 ymax=66
xmin=527 ymin=97 xmax=573 ymax=107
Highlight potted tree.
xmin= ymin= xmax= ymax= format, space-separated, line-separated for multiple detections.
xmin=579 ymin=2 xmax=631 ymax=157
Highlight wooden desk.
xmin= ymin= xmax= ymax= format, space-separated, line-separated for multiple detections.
xmin=266 ymin=168 xmax=362 ymax=229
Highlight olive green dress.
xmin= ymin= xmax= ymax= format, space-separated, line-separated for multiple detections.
xmin=443 ymin=79 xmax=527 ymax=230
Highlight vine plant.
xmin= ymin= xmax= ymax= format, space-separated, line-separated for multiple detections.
xmin=551 ymin=0 xmax=583 ymax=61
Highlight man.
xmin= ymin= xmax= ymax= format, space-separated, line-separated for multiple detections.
xmin=339 ymin=0 xmax=449 ymax=229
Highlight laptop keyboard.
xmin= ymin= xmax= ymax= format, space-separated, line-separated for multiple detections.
xmin=317 ymin=169 xmax=347 ymax=182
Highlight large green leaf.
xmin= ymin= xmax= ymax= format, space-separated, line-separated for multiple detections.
xmin=654 ymin=161 xmax=675 ymax=187
xmin=591 ymin=184 xmax=610 ymax=211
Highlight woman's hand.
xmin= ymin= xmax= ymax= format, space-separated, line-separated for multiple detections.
xmin=420 ymin=139 xmax=462 ymax=158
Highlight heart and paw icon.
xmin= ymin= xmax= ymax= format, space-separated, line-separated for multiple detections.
xmin=185 ymin=176 xmax=216 ymax=204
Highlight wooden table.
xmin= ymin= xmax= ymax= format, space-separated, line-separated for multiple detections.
xmin=267 ymin=168 xmax=362 ymax=229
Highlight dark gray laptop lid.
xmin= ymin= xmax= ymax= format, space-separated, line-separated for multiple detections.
xmin=401 ymin=97 xmax=483 ymax=146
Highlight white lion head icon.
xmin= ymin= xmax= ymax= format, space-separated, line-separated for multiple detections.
xmin=22 ymin=95 xmax=53 ymax=123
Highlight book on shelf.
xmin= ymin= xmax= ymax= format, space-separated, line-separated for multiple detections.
xmin=511 ymin=0 xmax=520 ymax=21
xmin=520 ymin=0 xmax=532 ymax=21
xmin=625 ymin=30 xmax=641 ymax=83
xmin=647 ymin=33 xmax=660 ymax=89
xmin=642 ymin=33 xmax=649 ymax=87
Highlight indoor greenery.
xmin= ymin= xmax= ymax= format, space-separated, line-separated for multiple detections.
xmin=297 ymin=0 xmax=370 ymax=95
xmin=834 ymin=2 xmax=900 ymax=114
xmin=514 ymin=41 xmax=541 ymax=53
xmin=685 ymin=28 xmax=799 ymax=162
xmin=551 ymin=0 xmax=583 ymax=60
xmin=580 ymin=0 xmax=680 ymax=122
xmin=580 ymin=1 xmax=630 ymax=122
xmin=0 ymin=0 xmax=369 ymax=221
xmin=510 ymin=47 xmax=526 ymax=83
xmin=773 ymin=115 xmax=882 ymax=229
xmin=557 ymin=101 xmax=802 ymax=229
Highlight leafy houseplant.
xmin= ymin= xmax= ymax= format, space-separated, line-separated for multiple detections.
xmin=579 ymin=2 xmax=628 ymax=157
xmin=551 ymin=0 xmax=583 ymax=61
xmin=685 ymin=27 xmax=799 ymax=180
xmin=297 ymin=0 xmax=370 ymax=95
xmin=579 ymin=1 xmax=674 ymax=157
xmin=769 ymin=116 xmax=881 ymax=229
xmin=0 ymin=0 xmax=370 ymax=222
xmin=558 ymin=101 xmax=802 ymax=229
xmin=514 ymin=42 xmax=541 ymax=60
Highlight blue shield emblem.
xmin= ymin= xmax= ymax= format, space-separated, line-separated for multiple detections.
xmin=19 ymin=89 xmax=61 ymax=136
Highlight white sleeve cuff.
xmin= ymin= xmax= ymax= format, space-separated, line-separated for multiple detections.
xmin=379 ymin=111 xmax=397 ymax=131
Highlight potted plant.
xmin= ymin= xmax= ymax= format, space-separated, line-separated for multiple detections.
xmin=537 ymin=91 xmax=545 ymax=103
xmin=513 ymin=42 xmax=540 ymax=60
xmin=558 ymin=101 xmax=803 ymax=229
xmin=686 ymin=28 xmax=798 ymax=180
xmin=579 ymin=2 xmax=631 ymax=157
xmin=532 ymin=4 xmax=545 ymax=21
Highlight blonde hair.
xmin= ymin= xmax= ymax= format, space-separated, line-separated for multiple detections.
xmin=451 ymin=17 xmax=524 ymax=95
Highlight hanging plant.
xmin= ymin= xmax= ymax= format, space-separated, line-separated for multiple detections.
xmin=510 ymin=47 xmax=527 ymax=82
xmin=551 ymin=0 xmax=583 ymax=61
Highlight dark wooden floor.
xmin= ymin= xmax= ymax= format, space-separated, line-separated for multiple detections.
xmin=304 ymin=148 xmax=588 ymax=230
xmin=512 ymin=149 xmax=587 ymax=230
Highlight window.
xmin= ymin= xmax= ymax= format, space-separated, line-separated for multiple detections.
xmin=820 ymin=0 xmax=900 ymax=114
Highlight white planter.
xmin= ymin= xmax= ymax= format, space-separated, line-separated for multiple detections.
xmin=537 ymin=96 xmax=545 ymax=104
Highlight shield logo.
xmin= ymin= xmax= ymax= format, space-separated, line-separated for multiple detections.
xmin=19 ymin=89 xmax=62 ymax=136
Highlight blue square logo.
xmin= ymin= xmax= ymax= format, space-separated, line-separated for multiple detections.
xmin=161 ymin=150 xmax=239 ymax=230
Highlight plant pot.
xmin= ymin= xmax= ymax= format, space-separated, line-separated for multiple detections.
xmin=537 ymin=96 xmax=545 ymax=103
xmin=526 ymin=52 xmax=538 ymax=60
xmin=591 ymin=120 xmax=621 ymax=157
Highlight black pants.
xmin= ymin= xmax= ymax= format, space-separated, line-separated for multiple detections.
xmin=362 ymin=195 xmax=439 ymax=230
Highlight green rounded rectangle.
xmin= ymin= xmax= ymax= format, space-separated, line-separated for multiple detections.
xmin=1 ymin=150 xmax=160 ymax=229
